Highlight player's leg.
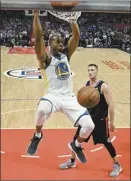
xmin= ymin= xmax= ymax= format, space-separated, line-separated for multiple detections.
xmin=59 ymin=125 xmax=92 ymax=169
xmin=69 ymin=114 xmax=94 ymax=163
xmin=62 ymin=95 xmax=95 ymax=163
xmin=104 ymin=142 xmax=122 ymax=177
xmin=59 ymin=126 xmax=81 ymax=169
xmin=92 ymin=118 xmax=122 ymax=177
xmin=27 ymin=97 xmax=56 ymax=155
xmin=69 ymin=118 xmax=122 ymax=176
xmin=103 ymin=119 xmax=122 ymax=177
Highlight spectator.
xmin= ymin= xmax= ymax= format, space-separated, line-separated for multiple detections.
xmin=0 ymin=10 xmax=130 ymax=53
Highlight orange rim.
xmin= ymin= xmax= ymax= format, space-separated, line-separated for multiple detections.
xmin=50 ymin=1 xmax=79 ymax=7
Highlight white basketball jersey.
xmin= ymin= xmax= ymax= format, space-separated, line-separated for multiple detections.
xmin=45 ymin=52 xmax=74 ymax=95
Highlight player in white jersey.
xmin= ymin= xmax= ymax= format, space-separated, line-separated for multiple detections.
xmin=27 ymin=10 xmax=95 ymax=163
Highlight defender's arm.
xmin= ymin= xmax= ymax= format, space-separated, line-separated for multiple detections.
xmin=101 ymin=83 xmax=115 ymax=131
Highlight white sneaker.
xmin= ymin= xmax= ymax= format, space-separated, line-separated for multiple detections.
xmin=59 ymin=159 xmax=76 ymax=170
xmin=109 ymin=163 xmax=122 ymax=177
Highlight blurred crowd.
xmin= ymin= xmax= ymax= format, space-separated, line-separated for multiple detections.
xmin=0 ymin=10 xmax=130 ymax=53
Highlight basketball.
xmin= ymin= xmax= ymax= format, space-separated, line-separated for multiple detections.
xmin=77 ymin=86 xmax=100 ymax=108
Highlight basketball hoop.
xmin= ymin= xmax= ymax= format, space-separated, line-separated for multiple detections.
xmin=48 ymin=11 xmax=81 ymax=23
xmin=48 ymin=0 xmax=81 ymax=23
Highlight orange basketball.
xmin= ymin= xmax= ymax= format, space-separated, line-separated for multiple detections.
xmin=77 ymin=86 xmax=100 ymax=108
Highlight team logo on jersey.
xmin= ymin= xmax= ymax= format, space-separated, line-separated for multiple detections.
xmin=4 ymin=68 xmax=43 ymax=79
xmin=55 ymin=62 xmax=70 ymax=80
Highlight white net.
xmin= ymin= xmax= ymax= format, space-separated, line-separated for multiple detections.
xmin=48 ymin=11 xmax=81 ymax=23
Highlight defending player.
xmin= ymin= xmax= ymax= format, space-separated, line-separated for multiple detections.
xmin=59 ymin=64 xmax=122 ymax=177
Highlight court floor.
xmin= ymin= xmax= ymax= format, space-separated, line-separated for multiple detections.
xmin=1 ymin=47 xmax=130 ymax=180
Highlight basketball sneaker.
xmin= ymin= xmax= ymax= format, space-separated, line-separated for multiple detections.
xmin=109 ymin=163 xmax=122 ymax=177
xmin=27 ymin=132 xmax=43 ymax=155
xmin=68 ymin=142 xmax=87 ymax=163
xmin=59 ymin=159 xmax=76 ymax=169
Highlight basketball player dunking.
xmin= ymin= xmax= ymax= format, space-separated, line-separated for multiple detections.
xmin=27 ymin=11 xmax=95 ymax=163
xmin=60 ymin=64 xmax=122 ymax=177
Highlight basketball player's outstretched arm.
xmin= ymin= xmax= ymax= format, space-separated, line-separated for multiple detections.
xmin=33 ymin=10 xmax=47 ymax=69
xmin=68 ymin=22 xmax=80 ymax=59
xmin=101 ymin=83 xmax=115 ymax=131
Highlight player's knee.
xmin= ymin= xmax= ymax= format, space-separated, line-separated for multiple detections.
xmin=79 ymin=115 xmax=95 ymax=138
xmin=80 ymin=125 xmax=94 ymax=138
xmin=104 ymin=142 xmax=117 ymax=158
xmin=37 ymin=102 xmax=52 ymax=116
xmin=79 ymin=115 xmax=95 ymax=130
xmin=35 ymin=100 xmax=53 ymax=126
xmin=87 ymin=118 xmax=95 ymax=131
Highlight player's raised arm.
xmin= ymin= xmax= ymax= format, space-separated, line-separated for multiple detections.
xmin=68 ymin=21 xmax=80 ymax=59
xmin=33 ymin=10 xmax=47 ymax=69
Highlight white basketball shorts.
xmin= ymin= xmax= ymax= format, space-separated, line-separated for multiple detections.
xmin=38 ymin=93 xmax=89 ymax=127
